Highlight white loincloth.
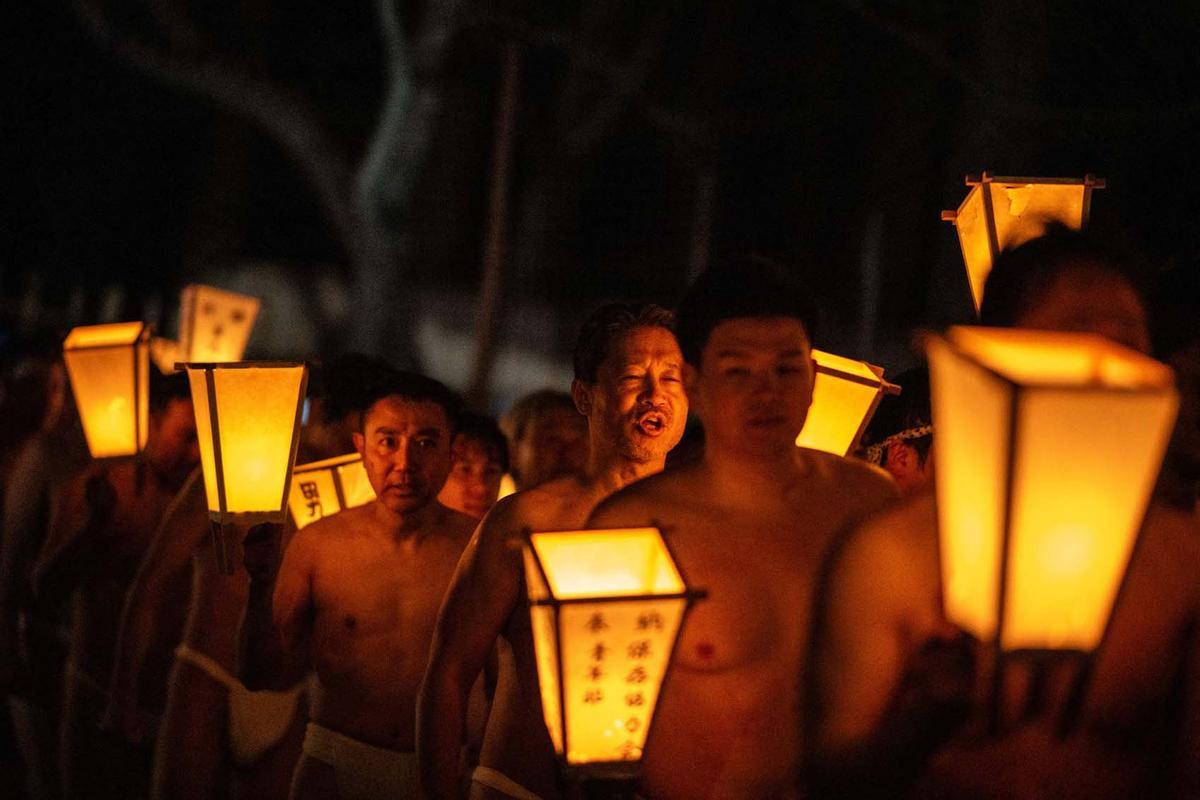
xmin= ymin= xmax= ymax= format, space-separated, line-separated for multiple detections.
xmin=302 ymin=722 xmax=421 ymax=799
xmin=471 ymin=765 xmax=545 ymax=800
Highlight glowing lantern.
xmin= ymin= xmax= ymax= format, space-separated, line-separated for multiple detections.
xmin=497 ymin=473 xmax=518 ymax=501
xmin=149 ymin=337 xmax=180 ymax=375
xmin=288 ymin=453 xmax=376 ymax=530
xmin=927 ymin=327 xmax=1177 ymax=654
xmin=178 ymin=284 xmax=261 ymax=363
xmin=523 ymin=528 xmax=704 ymax=777
xmin=63 ymin=322 xmax=151 ymax=458
xmin=796 ymin=349 xmax=900 ymax=456
xmin=182 ymin=362 xmax=307 ymax=571
xmin=942 ymin=173 xmax=1105 ymax=313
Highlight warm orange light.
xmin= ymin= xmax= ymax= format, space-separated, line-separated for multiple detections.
xmin=63 ymin=322 xmax=151 ymax=458
xmin=943 ymin=174 xmax=1104 ymax=313
xmin=928 ymin=327 xmax=1177 ymax=652
xmin=523 ymin=528 xmax=702 ymax=772
xmin=497 ymin=473 xmax=517 ymax=501
xmin=179 ymin=284 xmax=261 ymax=363
xmin=796 ymin=349 xmax=898 ymax=456
xmin=288 ymin=453 xmax=376 ymax=529
xmin=182 ymin=362 xmax=308 ymax=524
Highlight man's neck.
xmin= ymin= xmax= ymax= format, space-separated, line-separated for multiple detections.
xmin=701 ymin=443 xmax=807 ymax=509
xmin=583 ymin=450 xmax=665 ymax=499
xmin=371 ymin=498 xmax=441 ymax=542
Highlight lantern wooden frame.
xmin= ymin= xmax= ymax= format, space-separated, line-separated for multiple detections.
xmin=178 ymin=361 xmax=308 ymax=525
xmin=796 ymin=349 xmax=901 ymax=456
xmin=942 ymin=173 xmax=1106 ymax=314
xmin=63 ymin=321 xmax=152 ymax=459
xmin=288 ymin=452 xmax=375 ymax=529
xmin=178 ymin=284 xmax=261 ymax=363
xmin=523 ymin=527 xmax=706 ymax=780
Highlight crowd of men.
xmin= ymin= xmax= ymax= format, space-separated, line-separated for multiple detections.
xmin=0 ymin=227 xmax=1197 ymax=799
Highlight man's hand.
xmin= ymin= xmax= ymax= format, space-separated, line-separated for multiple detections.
xmin=890 ymin=629 xmax=977 ymax=742
xmin=242 ymin=523 xmax=281 ymax=582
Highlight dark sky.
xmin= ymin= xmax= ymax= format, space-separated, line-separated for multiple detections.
xmin=5 ymin=1 xmax=1200 ymax=366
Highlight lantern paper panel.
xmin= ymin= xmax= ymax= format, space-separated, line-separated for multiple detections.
xmin=946 ymin=176 xmax=1097 ymax=313
xmin=523 ymin=528 xmax=694 ymax=768
xmin=796 ymin=349 xmax=891 ymax=456
xmin=928 ymin=328 xmax=1177 ymax=652
xmin=185 ymin=363 xmax=307 ymax=524
xmin=63 ymin=322 xmax=151 ymax=458
xmin=179 ymin=284 xmax=261 ymax=363
xmin=288 ymin=453 xmax=376 ymax=529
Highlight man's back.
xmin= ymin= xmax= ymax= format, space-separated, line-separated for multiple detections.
xmin=590 ymin=448 xmax=897 ymax=798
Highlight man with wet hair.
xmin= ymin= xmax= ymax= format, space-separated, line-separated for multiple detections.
xmin=586 ymin=257 xmax=898 ymax=798
xmin=240 ymin=370 xmax=477 ymax=799
xmin=806 ymin=229 xmax=1200 ymax=798
xmin=419 ymin=302 xmax=688 ymax=800
xmin=500 ymin=390 xmax=587 ymax=491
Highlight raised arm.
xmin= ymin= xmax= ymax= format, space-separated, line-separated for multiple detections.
xmin=104 ymin=472 xmax=205 ymax=743
xmin=803 ymin=513 xmax=971 ymax=799
xmin=239 ymin=522 xmax=313 ymax=691
xmin=418 ymin=498 xmax=524 ymax=800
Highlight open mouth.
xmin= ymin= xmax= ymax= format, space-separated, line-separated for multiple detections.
xmin=636 ymin=413 xmax=667 ymax=436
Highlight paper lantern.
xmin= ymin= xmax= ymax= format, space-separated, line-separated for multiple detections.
xmin=796 ymin=349 xmax=899 ymax=456
xmin=942 ymin=173 xmax=1105 ymax=313
xmin=178 ymin=284 xmax=261 ymax=363
xmin=288 ymin=453 xmax=376 ymax=529
xmin=927 ymin=327 xmax=1177 ymax=653
xmin=181 ymin=362 xmax=308 ymax=525
xmin=63 ymin=322 xmax=151 ymax=458
xmin=523 ymin=528 xmax=704 ymax=776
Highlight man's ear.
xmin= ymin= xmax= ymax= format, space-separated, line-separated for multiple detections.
xmin=571 ymin=379 xmax=591 ymax=416
xmin=885 ymin=442 xmax=914 ymax=476
xmin=352 ymin=431 xmax=365 ymax=457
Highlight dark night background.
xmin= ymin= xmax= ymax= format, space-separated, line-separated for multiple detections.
xmin=5 ymin=1 xmax=1200 ymax=411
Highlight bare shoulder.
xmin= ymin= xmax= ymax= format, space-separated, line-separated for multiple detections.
xmin=834 ymin=491 xmax=938 ymax=573
xmin=435 ymin=503 xmax=478 ymax=544
xmin=1135 ymin=503 xmax=1200 ymax=604
xmin=589 ymin=463 xmax=703 ymax=526
xmin=801 ymin=448 xmax=898 ymax=499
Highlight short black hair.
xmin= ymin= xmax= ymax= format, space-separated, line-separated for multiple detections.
xmin=309 ymin=353 xmax=395 ymax=424
xmin=675 ymin=254 xmax=818 ymax=366
xmin=1150 ymin=263 xmax=1200 ymax=360
xmin=500 ymin=389 xmax=578 ymax=444
xmin=149 ymin=370 xmax=191 ymax=413
xmin=455 ymin=412 xmax=510 ymax=473
xmin=358 ymin=369 xmax=462 ymax=433
xmin=980 ymin=224 xmax=1148 ymax=327
xmin=573 ymin=303 xmax=676 ymax=383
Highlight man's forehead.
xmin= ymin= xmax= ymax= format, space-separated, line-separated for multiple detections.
xmin=604 ymin=326 xmax=683 ymax=366
xmin=365 ymin=395 xmax=449 ymax=430
xmin=706 ymin=316 xmax=811 ymax=354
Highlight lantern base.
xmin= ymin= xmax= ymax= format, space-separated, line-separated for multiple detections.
xmin=566 ymin=772 xmax=640 ymax=800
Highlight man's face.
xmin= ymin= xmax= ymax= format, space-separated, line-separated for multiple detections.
xmin=1017 ymin=267 xmax=1151 ymax=353
xmin=688 ymin=316 xmax=815 ymax=458
xmin=512 ymin=406 xmax=587 ymax=489
xmin=353 ymin=396 xmax=454 ymax=515
xmin=577 ymin=326 xmax=688 ymax=464
xmin=438 ymin=434 xmax=505 ymax=519
xmin=146 ymin=397 xmax=200 ymax=487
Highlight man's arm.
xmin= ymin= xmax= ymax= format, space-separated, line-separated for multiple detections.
xmin=239 ymin=523 xmax=312 ymax=691
xmin=418 ymin=498 xmax=525 ymax=800
xmin=803 ymin=512 xmax=971 ymax=799
xmin=105 ymin=473 xmax=205 ymax=743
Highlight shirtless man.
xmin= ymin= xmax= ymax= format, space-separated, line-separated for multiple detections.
xmin=1149 ymin=265 xmax=1200 ymax=515
xmin=438 ymin=413 xmax=509 ymax=520
xmin=418 ymin=303 xmax=688 ymax=800
xmin=240 ymin=370 xmax=477 ymax=799
xmin=34 ymin=371 xmax=199 ymax=800
xmin=805 ymin=228 xmax=1200 ymax=798
xmin=584 ymin=257 xmax=898 ymax=798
